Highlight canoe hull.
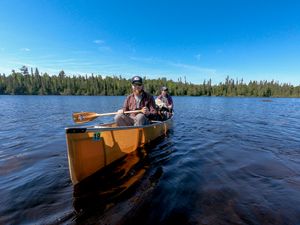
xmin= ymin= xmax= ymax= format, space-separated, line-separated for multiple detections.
xmin=65 ymin=118 xmax=172 ymax=185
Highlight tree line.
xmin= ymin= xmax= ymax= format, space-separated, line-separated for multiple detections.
xmin=0 ymin=67 xmax=299 ymax=97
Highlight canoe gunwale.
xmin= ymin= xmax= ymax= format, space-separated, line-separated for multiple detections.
xmin=65 ymin=118 xmax=171 ymax=133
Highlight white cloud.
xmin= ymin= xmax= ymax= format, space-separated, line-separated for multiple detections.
xmin=130 ymin=56 xmax=155 ymax=63
xmin=93 ymin=39 xmax=111 ymax=51
xmin=195 ymin=54 xmax=201 ymax=61
xmin=8 ymin=60 xmax=35 ymax=68
xmin=72 ymin=50 xmax=91 ymax=54
xmin=20 ymin=48 xmax=30 ymax=52
xmin=168 ymin=62 xmax=216 ymax=75
xmin=98 ymin=46 xmax=111 ymax=51
xmin=130 ymin=55 xmax=216 ymax=76
xmin=94 ymin=39 xmax=105 ymax=45
xmin=0 ymin=65 xmax=14 ymax=74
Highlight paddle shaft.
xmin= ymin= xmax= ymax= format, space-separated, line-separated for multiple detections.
xmin=93 ymin=110 xmax=142 ymax=117
xmin=73 ymin=110 xmax=142 ymax=123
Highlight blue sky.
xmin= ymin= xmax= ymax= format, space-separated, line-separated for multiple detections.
xmin=0 ymin=0 xmax=300 ymax=85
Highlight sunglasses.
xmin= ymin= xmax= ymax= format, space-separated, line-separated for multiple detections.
xmin=132 ymin=83 xmax=142 ymax=87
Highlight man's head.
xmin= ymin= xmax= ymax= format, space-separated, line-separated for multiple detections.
xmin=161 ymin=86 xmax=168 ymax=92
xmin=131 ymin=76 xmax=143 ymax=95
xmin=161 ymin=86 xmax=168 ymax=96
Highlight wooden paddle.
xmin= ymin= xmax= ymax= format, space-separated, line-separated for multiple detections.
xmin=73 ymin=110 xmax=142 ymax=124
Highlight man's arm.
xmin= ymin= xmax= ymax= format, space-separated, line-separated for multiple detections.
xmin=148 ymin=96 xmax=158 ymax=115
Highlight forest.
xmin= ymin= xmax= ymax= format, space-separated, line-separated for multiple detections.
xmin=0 ymin=66 xmax=299 ymax=97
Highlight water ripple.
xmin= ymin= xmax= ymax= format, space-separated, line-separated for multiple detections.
xmin=1 ymin=96 xmax=300 ymax=225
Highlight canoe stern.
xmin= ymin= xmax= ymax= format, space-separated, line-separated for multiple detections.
xmin=65 ymin=118 xmax=172 ymax=185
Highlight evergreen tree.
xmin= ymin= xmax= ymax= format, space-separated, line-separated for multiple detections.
xmin=20 ymin=66 xmax=29 ymax=75
xmin=0 ymin=68 xmax=299 ymax=97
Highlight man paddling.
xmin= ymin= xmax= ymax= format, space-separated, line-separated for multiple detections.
xmin=115 ymin=76 xmax=157 ymax=126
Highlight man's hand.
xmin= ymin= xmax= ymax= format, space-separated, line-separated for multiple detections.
xmin=117 ymin=109 xmax=124 ymax=114
xmin=141 ymin=107 xmax=149 ymax=115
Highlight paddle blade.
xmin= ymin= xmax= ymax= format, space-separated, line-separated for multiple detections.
xmin=73 ymin=112 xmax=98 ymax=124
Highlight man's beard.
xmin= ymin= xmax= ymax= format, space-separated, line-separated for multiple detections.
xmin=134 ymin=89 xmax=142 ymax=95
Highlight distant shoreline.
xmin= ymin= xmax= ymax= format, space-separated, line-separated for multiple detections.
xmin=0 ymin=94 xmax=299 ymax=99
xmin=1 ymin=71 xmax=299 ymax=97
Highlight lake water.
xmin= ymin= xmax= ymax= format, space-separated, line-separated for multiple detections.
xmin=0 ymin=95 xmax=300 ymax=225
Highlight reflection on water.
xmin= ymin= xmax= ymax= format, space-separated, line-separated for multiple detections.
xmin=72 ymin=136 xmax=172 ymax=225
xmin=1 ymin=96 xmax=300 ymax=225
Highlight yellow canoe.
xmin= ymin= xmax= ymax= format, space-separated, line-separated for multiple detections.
xmin=65 ymin=118 xmax=173 ymax=185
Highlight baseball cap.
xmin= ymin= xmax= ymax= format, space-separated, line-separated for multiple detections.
xmin=131 ymin=76 xmax=143 ymax=85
